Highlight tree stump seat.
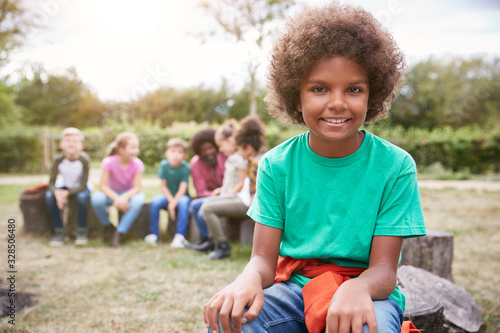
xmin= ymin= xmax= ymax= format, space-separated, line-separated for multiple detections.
xmin=401 ymin=230 xmax=455 ymax=281
xmin=399 ymin=265 xmax=483 ymax=332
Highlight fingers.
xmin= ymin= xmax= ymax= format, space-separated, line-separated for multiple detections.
xmin=205 ymin=294 xmax=235 ymax=333
xmin=365 ymin=311 xmax=377 ymax=333
xmin=326 ymin=314 xmax=377 ymax=333
xmin=204 ymin=295 xmax=222 ymax=333
xmin=204 ymin=292 xmax=256 ymax=333
xmin=242 ymin=292 xmax=264 ymax=323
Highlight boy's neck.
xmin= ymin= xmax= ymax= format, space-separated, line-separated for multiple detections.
xmin=65 ymin=152 xmax=80 ymax=161
xmin=169 ymin=161 xmax=183 ymax=168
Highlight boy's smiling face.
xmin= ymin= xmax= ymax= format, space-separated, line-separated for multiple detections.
xmin=59 ymin=134 xmax=83 ymax=160
xmin=165 ymin=145 xmax=187 ymax=167
xmin=298 ymin=56 xmax=369 ymax=158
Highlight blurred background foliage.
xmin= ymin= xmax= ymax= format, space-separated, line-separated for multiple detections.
xmin=0 ymin=0 xmax=499 ymax=176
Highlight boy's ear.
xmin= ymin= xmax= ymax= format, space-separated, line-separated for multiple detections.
xmin=297 ymin=103 xmax=302 ymax=112
xmin=165 ymin=151 xmax=168 ymax=158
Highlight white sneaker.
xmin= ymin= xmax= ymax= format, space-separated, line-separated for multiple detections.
xmin=170 ymin=234 xmax=188 ymax=248
xmin=144 ymin=234 xmax=158 ymax=245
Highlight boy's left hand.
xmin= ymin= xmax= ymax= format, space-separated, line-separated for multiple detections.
xmin=325 ymin=279 xmax=377 ymax=333
xmin=167 ymin=201 xmax=177 ymax=221
xmin=54 ymin=189 xmax=69 ymax=210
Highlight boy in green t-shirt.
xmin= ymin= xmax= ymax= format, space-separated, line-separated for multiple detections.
xmin=145 ymin=138 xmax=191 ymax=247
xmin=204 ymin=3 xmax=426 ymax=333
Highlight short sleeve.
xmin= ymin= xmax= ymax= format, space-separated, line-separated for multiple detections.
xmin=134 ymin=158 xmax=145 ymax=174
xmin=247 ymin=157 xmax=284 ymax=229
xmin=374 ymin=156 xmax=426 ymax=238
xmin=181 ymin=164 xmax=190 ymax=183
xmin=101 ymin=156 xmax=113 ymax=171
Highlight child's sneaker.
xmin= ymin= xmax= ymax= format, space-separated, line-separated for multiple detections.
xmin=49 ymin=227 xmax=68 ymax=246
xmin=170 ymin=233 xmax=188 ymax=248
xmin=144 ymin=233 xmax=158 ymax=245
xmin=75 ymin=227 xmax=88 ymax=245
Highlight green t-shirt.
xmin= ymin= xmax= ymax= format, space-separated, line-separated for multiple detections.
xmin=157 ymin=159 xmax=190 ymax=195
xmin=247 ymin=131 xmax=426 ymax=312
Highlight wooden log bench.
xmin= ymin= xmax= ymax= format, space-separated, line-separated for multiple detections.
xmin=20 ymin=188 xmax=252 ymax=245
xmin=399 ymin=231 xmax=483 ymax=332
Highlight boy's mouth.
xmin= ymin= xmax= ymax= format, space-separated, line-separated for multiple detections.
xmin=322 ymin=118 xmax=348 ymax=124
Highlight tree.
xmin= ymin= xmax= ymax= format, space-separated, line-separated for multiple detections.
xmin=0 ymin=78 xmax=22 ymax=126
xmin=130 ymin=83 xmax=230 ymax=126
xmin=390 ymin=56 xmax=500 ymax=129
xmin=15 ymin=65 xmax=106 ymax=127
xmin=0 ymin=0 xmax=37 ymax=67
xmin=197 ymin=0 xmax=295 ymax=115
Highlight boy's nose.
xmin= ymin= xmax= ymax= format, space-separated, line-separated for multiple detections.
xmin=327 ymin=91 xmax=347 ymax=111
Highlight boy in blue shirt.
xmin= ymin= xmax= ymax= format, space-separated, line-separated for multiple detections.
xmin=145 ymin=138 xmax=191 ymax=247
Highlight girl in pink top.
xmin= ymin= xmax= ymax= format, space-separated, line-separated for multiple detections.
xmin=90 ymin=132 xmax=145 ymax=247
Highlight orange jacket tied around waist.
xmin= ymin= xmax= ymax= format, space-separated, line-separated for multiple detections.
xmin=274 ymin=256 xmax=420 ymax=333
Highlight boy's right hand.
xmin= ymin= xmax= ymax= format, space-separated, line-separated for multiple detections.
xmin=204 ymin=271 xmax=264 ymax=333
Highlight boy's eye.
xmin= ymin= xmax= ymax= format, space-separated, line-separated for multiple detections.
xmin=312 ymin=87 xmax=326 ymax=92
xmin=347 ymin=87 xmax=362 ymax=93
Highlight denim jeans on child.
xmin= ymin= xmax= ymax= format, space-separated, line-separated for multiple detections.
xmin=45 ymin=188 xmax=90 ymax=229
xmin=188 ymin=197 xmax=209 ymax=238
xmin=90 ymin=190 xmax=145 ymax=234
xmin=149 ymin=194 xmax=191 ymax=237
xmin=207 ymin=281 xmax=403 ymax=333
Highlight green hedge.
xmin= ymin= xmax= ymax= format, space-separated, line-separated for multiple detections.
xmin=364 ymin=125 xmax=500 ymax=174
xmin=0 ymin=126 xmax=43 ymax=173
xmin=1 ymin=123 xmax=498 ymax=175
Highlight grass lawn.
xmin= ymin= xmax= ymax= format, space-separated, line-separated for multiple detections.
xmin=0 ymin=183 xmax=499 ymax=332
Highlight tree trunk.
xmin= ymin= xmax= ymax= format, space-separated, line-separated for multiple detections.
xmin=400 ymin=230 xmax=454 ymax=281
xmin=249 ymin=70 xmax=257 ymax=116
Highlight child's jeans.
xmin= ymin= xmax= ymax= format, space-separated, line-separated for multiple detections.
xmin=188 ymin=197 xmax=210 ymax=238
xmin=208 ymin=281 xmax=403 ymax=333
xmin=45 ymin=188 xmax=90 ymax=229
xmin=149 ymin=194 xmax=191 ymax=237
xmin=90 ymin=190 xmax=145 ymax=234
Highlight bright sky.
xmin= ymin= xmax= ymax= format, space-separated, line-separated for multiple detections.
xmin=6 ymin=0 xmax=500 ymax=101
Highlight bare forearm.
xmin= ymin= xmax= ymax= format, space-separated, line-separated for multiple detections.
xmin=120 ymin=185 xmax=141 ymax=201
xmin=100 ymin=184 xmax=120 ymax=201
xmin=243 ymin=255 xmax=277 ymax=289
xmin=353 ymin=264 xmax=398 ymax=300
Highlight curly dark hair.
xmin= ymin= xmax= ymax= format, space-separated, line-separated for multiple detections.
xmin=190 ymin=128 xmax=217 ymax=156
xmin=265 ymin=1 xmax=406 ymax=125
xmin=235 ymin=116 xmax=266 ymax=153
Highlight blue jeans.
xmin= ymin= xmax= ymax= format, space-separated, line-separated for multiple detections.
xmin=188 ymin=197 xmax=209 ymax=238
xmin=208 ymin=281 xmax=403 ymax=333
xmin=45 ymin=188 xmax=90 ymax=229
xmin=90 ymin=190 xmax=145 ymax=234
xmin=149 ymin=194 xmax=191 ymax=237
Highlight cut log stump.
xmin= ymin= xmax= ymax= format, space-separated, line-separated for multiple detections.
xmin=398 ymin=265 xmax=483 ymax=333
xmin=19 ymin=188 xmax=53 ymax=234
xmin=225 ymin=217 xmax=255 ymax=246
xmin=401 ymin=230 xmax=454 ymax=281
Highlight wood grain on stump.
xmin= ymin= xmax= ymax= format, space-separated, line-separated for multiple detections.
xmin=398 ymin=265 xmax=483 ymax=333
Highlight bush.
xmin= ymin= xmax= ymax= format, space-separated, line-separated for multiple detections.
xmin=1 ymin=122 xmax=498 ymax=175
xmin=364 ymin=124 xmax=500 ymax=174
xmin=0 ymin=126 xmax=42 ymax=173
